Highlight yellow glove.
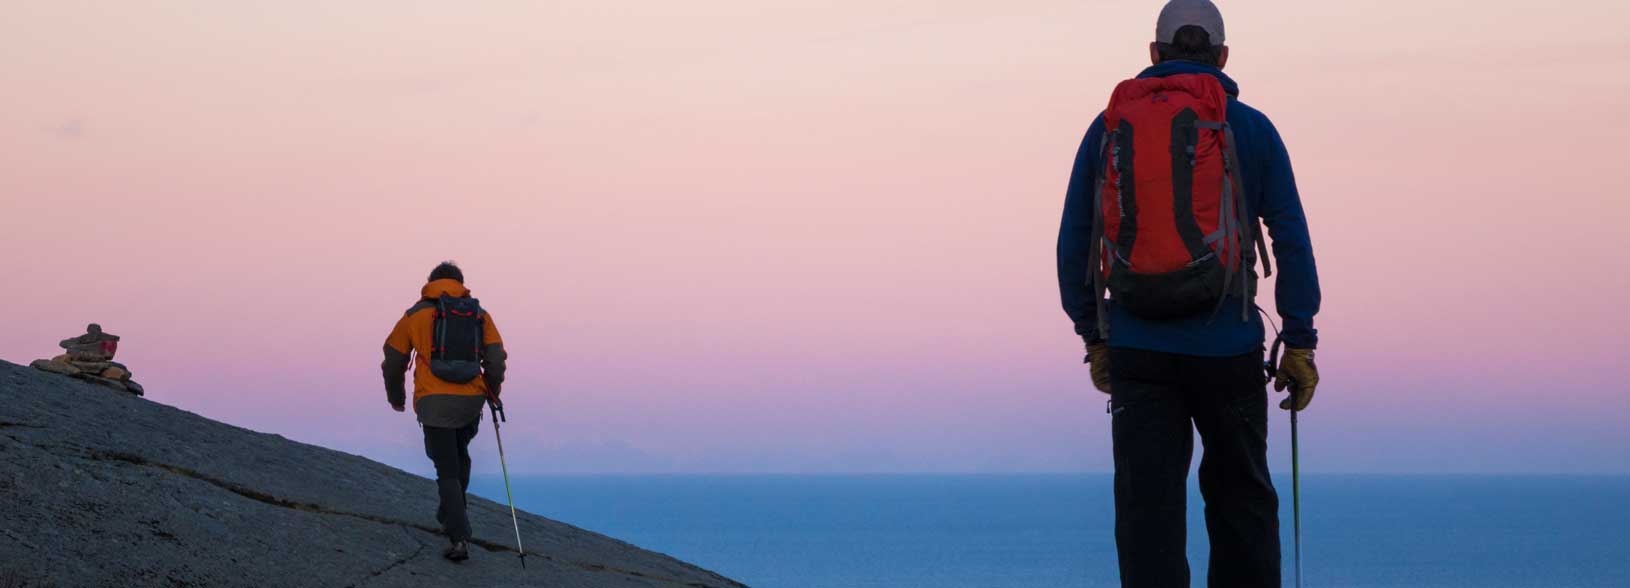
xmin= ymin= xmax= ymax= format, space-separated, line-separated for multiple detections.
xmin=1086 ymin=342 xmax=1112 ymax=395
xmin=1275 ymin=347 xmax=1319 ymax=411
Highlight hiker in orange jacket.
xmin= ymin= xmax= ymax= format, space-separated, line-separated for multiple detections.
xmin=382 ymin=261 xmax=507 ymax=561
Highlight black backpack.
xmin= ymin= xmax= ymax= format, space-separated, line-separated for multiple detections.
xmin=429 ymin=295 xmax=485 ymax=384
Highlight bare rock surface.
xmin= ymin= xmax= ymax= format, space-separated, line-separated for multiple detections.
xmin=0 ymin=359 xmax=745 ymax=588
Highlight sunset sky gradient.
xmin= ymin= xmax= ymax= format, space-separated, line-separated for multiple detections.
xmin=4 ymin=0 xmax=1627 ymax=476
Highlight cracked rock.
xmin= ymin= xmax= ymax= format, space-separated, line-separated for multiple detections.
xmin=0 ymin=359 xmax=745 ymax=588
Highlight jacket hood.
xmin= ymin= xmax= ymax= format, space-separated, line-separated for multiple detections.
xmin=421 ymin=279 xmax=471 ymax=299
xmin=1137 ymin=61 xmax=1239 ymax=97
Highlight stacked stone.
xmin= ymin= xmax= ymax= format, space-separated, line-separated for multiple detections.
xmin=29 ymin=324 xmax=145 ymax=396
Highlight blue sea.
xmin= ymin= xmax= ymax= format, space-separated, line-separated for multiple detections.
xmin=469 ymin=475 xmax=1630 ymax=588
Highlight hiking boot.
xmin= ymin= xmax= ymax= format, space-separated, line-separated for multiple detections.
xmin=443 ymin=540 xmax=469 ymax=562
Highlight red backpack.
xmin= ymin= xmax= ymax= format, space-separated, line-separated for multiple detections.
xmin=1088 ymin=73 xmax=1270 ymax=335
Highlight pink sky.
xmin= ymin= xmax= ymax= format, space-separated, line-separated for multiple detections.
xmin=3 ymin=0 xmax=1627 ymax=475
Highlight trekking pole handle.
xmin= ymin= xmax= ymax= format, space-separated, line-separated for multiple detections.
xmin=1265 ymin=335 xmax=1307 ymax=408
xmin=486 ymin=391 xmax=506 ymax=423
xmin=1264 ymin=335 xmax=1284 ymax=382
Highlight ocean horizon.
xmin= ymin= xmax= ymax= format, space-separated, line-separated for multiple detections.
xmin=469 ymin=473 xmax=1630 ymax=588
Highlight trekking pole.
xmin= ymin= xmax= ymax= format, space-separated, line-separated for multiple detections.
xmin=1266 ymin=335 xmax=1302 ymax=588
xmin=1290 ymin=386 xmax=1302 ymax=588
xmin=486 ymin=393 xmax=527 ymax=568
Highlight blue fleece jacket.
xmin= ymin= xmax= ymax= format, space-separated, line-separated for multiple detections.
xmin=1057 ymin=61 xmax=1320 ymax=355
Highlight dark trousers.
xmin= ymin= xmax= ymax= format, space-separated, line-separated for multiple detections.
xmin=1109 ymin=347 xmax=1280 ymax=588
xmin=423 ymin=419 xmax=480 ymax=543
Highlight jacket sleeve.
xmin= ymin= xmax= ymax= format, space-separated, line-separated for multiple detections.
xmin=382 ymin=316 xmax=413 ymax=406
xmin=481 ymin=312 xmax=507 ymax=397
xmin=1253 ymin=117 xmax=1321 ymax=349
xmin=1057 ymin=116 xmax=1107 ymax=342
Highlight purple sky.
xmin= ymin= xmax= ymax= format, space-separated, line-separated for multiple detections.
xmin=3 ymin=0 xmax=1628 ymax=476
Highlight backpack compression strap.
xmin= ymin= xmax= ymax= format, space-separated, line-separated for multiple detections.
xmin=1197 ymin=120 xmax=1273 ymax=323
xmin=432 ymin=294 xmax=487 ymax=358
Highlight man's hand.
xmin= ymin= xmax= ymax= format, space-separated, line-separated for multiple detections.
xmin=1085 ymin=341 xmax=1112 ymax=395
xmin=1275 ymin=348 xmax=1318 ymax=411
xmin=391 ymin=403 xmax=406 ymax=413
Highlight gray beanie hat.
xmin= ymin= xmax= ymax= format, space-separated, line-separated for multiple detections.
xmin=1157 ymin=0 xmax=1226 ymax=46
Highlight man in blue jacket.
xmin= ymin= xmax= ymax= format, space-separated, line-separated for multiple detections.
xmin=1056 ymin=1 xmax=1322 ymax=586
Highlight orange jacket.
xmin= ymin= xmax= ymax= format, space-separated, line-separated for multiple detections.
xmin=382 ymin=279 xmax=506 ymax=411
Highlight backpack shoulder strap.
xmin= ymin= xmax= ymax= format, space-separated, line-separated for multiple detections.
xmin=467 ymin=297 xmax=488 ymax=357
xmin=1255 ymin=223 xmax=1272 ymax=278
xmin=1221 ymin=123 xmax=1263 ymax=320
xmin=1088 ymin=131 xmax=1111 ymax=339
xmin=403 ymin=299 xmax=437 ymax=318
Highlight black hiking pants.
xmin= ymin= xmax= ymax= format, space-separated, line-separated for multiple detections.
xmin=1108 ymin=347 xmax=1280 ymax=588
xmin=423 ymin=419 xmax=480 ymax=543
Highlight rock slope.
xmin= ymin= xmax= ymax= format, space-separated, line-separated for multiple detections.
xmin=0 ymin=360 xmax=744 ymax=588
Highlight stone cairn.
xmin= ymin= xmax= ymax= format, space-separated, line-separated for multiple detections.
xmin=30 ymin=324 xmax=144 ymax=396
